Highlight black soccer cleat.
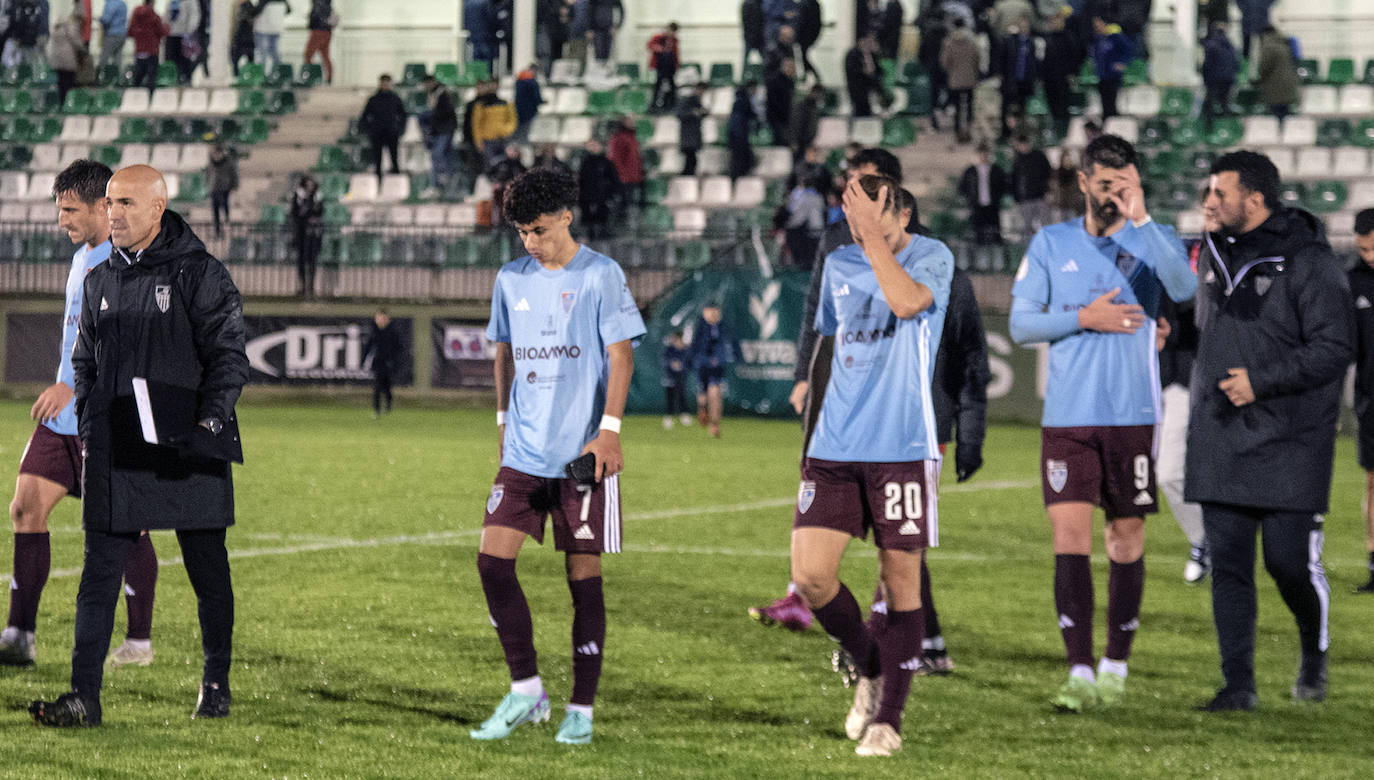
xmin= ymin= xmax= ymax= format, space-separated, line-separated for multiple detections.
xmin=1354 ymin=579 xmax=1374 ymax=594
xmin=29 ymin=691 xmax=102 ymax=727
xmin=1198 ymin=687 xmax=1258 ymax=712
xmin=193 ymin=682 xmax=231 ymax=719
xmin=1291 ymin=651 xmax=1328 ymax=703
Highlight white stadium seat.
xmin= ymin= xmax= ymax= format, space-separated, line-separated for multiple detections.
xmin=1300 ymin=85 xmax=1337 ymax=115
xmin=162 ymin=173 xmax=180 ymax=200
xmin=346 ymin=173 xmax=379 ymax=201
xmin=447 ymin=202 xmax=478 ymax=228
xmin=378 ymin=174 xmax=410 ymax=202
xmin=0 ymin=203 xmax=30 ymax=221
xmin=1294 ymin=148 xmax=1332 ymax=178
xmin=401 ymin=117 xmax=423 ymax=144
xmin=0 ymin=172 xmax=27 ymax=201
xmin=755 ymin=147 xmax=792 ymax=178
xmin=733 ymin=176 xmax=766 ymax=208
xmin=1102 ymin=116 xmax=1138 ymax=144
xmin=672 ymin=207 xmax=706 ymax=238
xmin=1350 ymin=180 xmax=1374 ymax=209
xmin=179 ymin=88 xmax=209 ymax=114
xmin=648 ymin=116 xmax=680 ymax=147
xmin=558 ymin=116 xmax=594 ymax=146
xmin=59 ymin=116 xmax=91 ymax=143
xmin=1241 ymin=116 xmax=1280 ymax=146
xmin=698 ymin=176 xmax=733 ymax=207
xmin=697 ymin=147 xmax=727 ymax=175
xmin=553 ymin=87 xmax=587 ymax=115
xmin=1263 ymin=147 xmax=1295 ymax=177
xmin=700 ymin=117 xmax=721 ymax=146
xmin=26 ymin=172 xmax=54 ymax=201
xmin=549 ymin=59 xmax=582 ymax=85
xmin=414 ymin=204 xmax=447 ymax=227
xmin=662 ymin=176 xmax=700 ymax=206
xmin=179 ymin=143 xmax=209 ymax=173
xmin=527 ymin=115 xmax=561 ymax=145
xmin=31 ymin=143 xmax=62 ymax=171
xmin=1122 ymin=86 xmax=1160 ymax=116
xmin=149 ymin=88 xmax=180 ymax=114
xmin=656 ymin=147 xmax=684 ymax=176
xmin=58 ymin=144 xmax=88 ymax=170
xmin=387 ymin=205 xmax=415 ymax=226
xmin=116 ymin=89 xmax=149 ymax=114
xmin=89 ymin=116 xmax=119 ymax=143
xmin=1338 ymin=85 xmax=1374 ymax=115
xmin=1333 ymin=147 xmax=1369 ymax=175
xmin=207 ymin=88 xmax=239 ymax=114
xmin=812 ymin=117 xmax=847 ymax=149
xmin=1281 ymin=116 xmax=1317 ymax=147
xmin=149 ymin=143 xmax=182 ymax=171
xmin=850 ymin=117 xmax=883 ymax=147
xmin=707 ymin=86 xmax=735 ymax=118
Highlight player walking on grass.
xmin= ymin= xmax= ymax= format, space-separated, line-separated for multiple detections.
xmin=790 ymin=174 xmax=952 ymax=757
xmin=1 ymin=160 xmax=160 ymax=670
xmin=1010 ymin=134 xmax=1196 ymax=713
xmin=471 ymin=168 xmax=645 ymax=746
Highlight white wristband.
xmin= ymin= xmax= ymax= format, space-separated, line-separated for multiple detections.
xmin=599 ymin=415 xmax=622 ymax=434
xmin=496 ymin=411 xmax=506 ymax=425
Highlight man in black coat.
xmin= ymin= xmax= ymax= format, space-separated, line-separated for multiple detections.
xmin=577 ymin=139 xmax=621 ymax=240
xmin=795 ymin=0 xmax=821 ymax=83
xmin=1188 ymin=151 xmax=1354 ymax=712
xmin=1040 ymin=11 xmax=1081 ymax=138
xmin=30 ymin=165 xmax=248 ymax=727
xmin=764 ymin=56 xmax=797 ymax=149
xmin=365 ymin=308 xmax=403 ymax=416
xmin=741 ymin=0 xmax=766 ymax=67
xmin=844 ymin=33 xmax=882 ymax=118
xmin=1010 ymin=134 xmax=1051 ymax=241
xmin=1352 ymin=210 xmax=1374 ymax=594
xmin=359 ymin=74 xmax=408 ymax=178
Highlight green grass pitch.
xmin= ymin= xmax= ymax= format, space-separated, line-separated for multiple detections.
xmin=0 ymin=400 xmax=1371 ymax=778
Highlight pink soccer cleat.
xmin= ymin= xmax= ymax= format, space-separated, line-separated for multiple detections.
xmin=747 ymin=591 xmax=813 ymax=631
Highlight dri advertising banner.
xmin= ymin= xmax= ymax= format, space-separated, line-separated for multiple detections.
xmin=628 ymin=268 xmax=811 ymax=418
xmin=431 ymin=320 xmax=497 ymax=389
xmin=244 ymin=316 xmax=413 ymax=385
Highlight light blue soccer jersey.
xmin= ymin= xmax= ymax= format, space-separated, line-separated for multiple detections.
xmin=46 ymin=240 xmax=111 ymax=436
xmin=807 ymin=235 xmax=954 ymax=463
xmin=1010 ymin=217 xmax=1195 ymax=427
xmin=487 ymin=246 xmax=646 ymax=478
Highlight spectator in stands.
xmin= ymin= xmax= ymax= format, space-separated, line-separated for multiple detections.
xmin=876 ymin=0 xmax=903 ymax=60
xmin=487 ymin=144 xmax=527 ymax=227
xmin=359 ymin=74 xmax=407 ymax=179
xmin=765 ymin=56 xmax=796 ymax=150
xmin=166 ymin=0 xmax=199 ymax=84
xmin=577 ymin=138 xmax=620 ymax=239
xmin=127 ymin=0 xmax=167 ymax=95
xmin=563 ymin=0 xmax=588 ymax=65
xmin=845 ymin=33 xmax=882 ymax=118
xmin=1117 ymin=0 xmax=1151 ymax=61
xmin=608 ymin=116 xmax=645 ymax=212
xmin=1200 ymin=21 xmax=1239 ymax=130
xmin=587 ymin=0 xmax=622 ymax=81
xmin=997 ymin=17 xmax=1038 ymax=140
xmin=917 ymin=8 xmax=948 ymax=130
xmin=47 ymin=7 xmax=82 ymax=104
xmin=470 ymin=77 xmax=517 ymax=167
xmin=290 ymin=174 xmax=323 ymax=299
xmin=420 ymin=74 xmax=459 ymax=197
xmin=1256 ymin=24 xmax=1299 ymax=121
xmin=795 ymin=0 xmax=821 ymax=83
xmin=195 ymin=0 xmax=209 ymax=79
xmin=1238 ymin=0 xmax=1275 ymax=60
xmin=513 ymin=64 xmax=542 ymax=145
xmin=1092 ymin=16 xmax=1134 ymax=119
xmin=727 ymin=79 xmax=760 ymax=180
xmin=647 ymin=21 xmax=679 ymax=113
xmin=252 ymin=0 xmax=287 ymax=71
xmin=206 ymin=139 xmax=238 ymax=238
xmin=958 ymin=143 xmax=1008 ymax=268
xmin=791 ymin=144 xmax=828 ymax=193
xmin=741 ymin=0 xmax=765 ymax=66
xmin=940 ymin=16 xmax=978 ymax=143
xmin=229 ymin=0 xmax=255 ymax=77
xmin=535 ymin=0 xmax=561 ymax=75
xmin=97 ymin=0 xmax=127 ymax=72
xmin=1048 ymin=147 xmax=1085 ymax=223
xmin=789 ymin=83 xmax=825 ymax=161
xmin=763 ymin=0 xmax=796 ymax=47
xmin=532 ymin=144 xmax=572 ymax=177
xmin=784 ymin=166 xmax=826 ymax=270
xmin=1010 ymin=133 xmax=1051 ymax=241
xmin=464 ymin=0 xmax=497 ymax=75
xmin=303 ymin=0 xmax=334 ymax=84
xmin=1040 ymin=9 xmax=1080 ymax=138
xmin=677 ymin=82 xmax=709 ymax=176
xmin=3 ymin=0 xmax=48 ymax=68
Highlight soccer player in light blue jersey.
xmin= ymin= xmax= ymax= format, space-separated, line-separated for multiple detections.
xmin=0 ymin=161 xmax=159 ymax=669
xmin=1009 ymin=134 xmax=1196 ymax=712
xmin=790 ymin=174 xmax=953 ymax=757
xmin=470 ymin=167 xmax=646 ymax=746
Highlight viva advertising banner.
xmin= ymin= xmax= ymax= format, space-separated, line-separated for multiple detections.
xmin=431 ymin=319 xmax=497 ymax=390
xmin=243 ymin=316 xmax=413 ymax=386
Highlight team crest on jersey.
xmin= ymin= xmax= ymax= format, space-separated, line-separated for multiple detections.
xmin=1047 ymin=460 xmax=1068 ymax=493
xmin=561 ymin=291 xmax=577 ymax=313
xmin=155 ymin=285 xmax=171 ymax=313
xmin=797 ymin=481 xmax=816 ymax=514
xmin=487 ymin=484 xmax=504 ymax=514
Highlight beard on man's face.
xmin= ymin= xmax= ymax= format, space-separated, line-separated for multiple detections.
xmin=1088 ymin=192 xmax=1120 ymax=226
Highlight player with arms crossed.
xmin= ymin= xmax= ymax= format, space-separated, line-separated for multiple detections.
xmin=470 ymin=167 xmax=645 ymax=745
xmin=790 ymin=174 xmax=953 ymax=757
xmin=1010 ymin=134 xmax=1196 ymax=711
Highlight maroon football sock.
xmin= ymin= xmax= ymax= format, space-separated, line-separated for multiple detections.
xmin=477 ymin=553 xmax=538 ymax=681
xmin=874 ymin=607 xmax=923 ymax=731
xmin=568 ymin=576 xmax=605 ymax=706
xmin=921 ymin=557 xmax=943 ymax=639
xmin=812 ymin=583 xmax=878 ymax=678
xmin=122 ymin=533 xmax=158 ymax=640
xmin=1054 ymin=554 xmax=1095 ymax=668
xmin=1105 ymin=556 xmax=1145 ymax=661
xmin=8 ymin=532 xmax=50 ymax=632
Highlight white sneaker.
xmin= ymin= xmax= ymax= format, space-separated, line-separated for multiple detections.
xmin=0 ymin=629 xmax=35 ymax=666
xmin=679 ymin=414 xmax=692 ymax=426
xmin=662 ymin=416 xmax=673 ymax=429
xmin=855 ymin=722 xmax=902 ymax=756
xmin=107 ymin=640 xmax=154 ymax=667
xmin=1184 ymin=546 xmax=1209 ymax=584
xmin=844 ymin=675 xmax=882 ymax=740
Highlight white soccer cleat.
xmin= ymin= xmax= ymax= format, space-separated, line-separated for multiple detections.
xmin=845 ymin=675 xmax=882 ymax=740
xmin=855 ymin=722 xmax=902 ymax=756
xmin=662 ymin=416 xmax=673 ymax=429
xmin=678 ymin=413 xmax=692 ymax=426
xmin=107 ymin=640 xmax=154 ymax=668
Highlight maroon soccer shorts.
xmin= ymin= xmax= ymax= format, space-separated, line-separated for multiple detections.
xmin=18 ymin=424 xmax=82 ymax=498
xmin=483 ymin=466 xmax=623 ymax=553
xmin=1040 ymin=425 xmax=1157 ymax=519
xmin=793 ymin=458 xmax=939 ymax=551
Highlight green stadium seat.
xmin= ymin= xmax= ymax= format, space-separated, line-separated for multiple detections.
xmin=705 ymin=209 xmax=738 ymax=236
xmin=1327 ymin=58 xmax=1355 ymax=85
xmin=214 ymin=117 xmax=241 ymax=139
xmin=642 ymin=177 xmax=668 ymax=204
xmin=1076 ymin=59 xmax=1098 ymax=87
xmin=295 ymin=64 xmax=323 ymax=87
xmin=640 ymin=146 xmax=660 ymax=171
xmin=236 ymin=89 xmax=267 ymax=114
xmin=1278 ymin=181 xmax=1305 ymax=209
xmin=156 ymin=117 xmax=188 ymax=142
xmin=748 ymin=124 xmax=773 ymax=147
xmin=1229 ymin=87 xmax=1261 ymax=115
xmin=235 ymin=63 xmax=265 ymax=87
xmin=404 ymin=89 xmax=428 ymax=114
xmin=741 ymin=62 xmax=763 ymax=84
xmin=93 ymin=89 xmax=121 ymax=114
xmin=2 ymin=63 xmax=33 ymax=86
xmin=708 ymin=62 xmax=734 ymax=86
xmin=1296 ymin=58 xmax=1318 ymax=85
xmin=1144 ymin=149 xmax=1184 ymax=179
xmin=263 ymin=62 xmax=292 ymax=87
xmin=1354 ymin=118 xmax=1374 ymax=148
xmin=1025 ymin=91 xmax=1048 ymax=117
xmin=320 ymin=173 xmax=349 ymax=200
xmin=1170 ymin=120 xmax=1202 ymax=147
xmin=400 ymin=62 xmax=427 ymax=86
xmin=186 ymin=117 xmax=212 ymax=140
xmin=175 ymin=172 xmax=207 ymax=202
xmin=96 ymin=64 xmax=120 ymax=86
xmin=1137 ymin=117 xmax=1169 ymax=146
xmin=616 ymin=63 xmax=640 ymax=83
xmin=1 ymin=116 xmax=31 ymax=142
xmin=1 ymin=89 xmax=32 ymax=114
xmin=586 ymin=90 xmax=617 ymax=115
xmin=616 ymin=89 xmax=650 ymax=116
xmin=118 ymin=117 xmax=149 ymax=143
xmin=32 ymin=116 xmax=61 ymax=142
xmin=316 ymin=145 xmax=350 ymax=171
xmin=31 ymin=88 xmax=60 ymax=113
xmin=1188 ymin=149 xmax=1216 ymax=176
xmin=1364 ymin=59 xmax=1374 ymax=85
xmin=31 ymin=66 xmax=55 ymax=85
xmin=467 ymin=61 xmax=491 ymax=81
xmin=267 ymin=90 xmax=298 ymax=114
xmin=1163 ymin=180 xmax=1198 ymax=211
xmin=675 ymin=241 xmax=711 ymax=269
xmin=92 ymin=144 xmax=121 ymax=167
xmin=635 ymin=117 xmax=654 ymax=143
xmin=236 ymin=117 xmax=271 ymax=144
xmin=61 ymin=88 xmax=92 ymax=114
xmin=878 ymin=58 xmax=897 ymax=91
xmin=1205 ymin=117 xmax=1242 ymax=147
xmin=156 ymin=62 xmax=179 ymax=87
xmin=639 ymin=206 xmax=673 ymax=233
xmin=1316 ymin=118 xmax=1350 ymax=147
xmin=1159 ymin=87 xmax=1192 ymax=116
xmin=433 ymin=62 xmax=460 ymax=86
xmin=1068 ymin=88 xmax=1089 ymax=116
xmin=900 ymin=61 xmax=925 ymax=85
xmin=323 ymin=201 xmax=351 ymax=226
xmin=4 ymin=144 xmax=32 ymax=167
xmin=347 ymin=233 xmax=384 ymax=265
xmin=904 ymin=75 xmax=932 ymax=116
xmin=1305 ymin=180 xmax=1347 ymax=212
xmin=881 ymin=117 xmax=916 ymax=146
xmin=1123 ymin=59 xmax=1148 ymax=86
xmin=259 ymin=203 xmax=287 ymax=225
xmin=337 ymin=117 xmax=363 ymax=144
xmin=22 ymin=234 xmax=58 ymax=263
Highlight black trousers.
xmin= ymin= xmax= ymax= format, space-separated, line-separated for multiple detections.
xmin=1202 ymin=503 xmax=1330 ymax=692
xmin=949 ymin=88 xmax=973 ymax=139
xmin=681 ymin=147 xmax=698 ymax=176
xmin=370 ymin=133 xmax=400 ymax=177
xmin=1099 ymin=78 xmax=1122 ymax=119
xmin=663 ymin=382 xmax=686 ymax=415
xmin=373 ymin=368 xmax=393 ymax=413
xmin=73 ymin=527 xmax=233 ymax=697
xmin=132 ymin=54 xmax=158 ymax=95
xmin=652 ymin=68 xmax=677 ymax=111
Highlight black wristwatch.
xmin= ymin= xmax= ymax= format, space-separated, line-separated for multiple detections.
xmin=199 ymin=417 xmax=223 ymax=436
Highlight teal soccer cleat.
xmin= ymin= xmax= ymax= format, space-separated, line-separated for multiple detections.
xmin=554 ymin=710 xmax=594 ymax=745
xmin=469 ymin=691 xmax=550 ymax=740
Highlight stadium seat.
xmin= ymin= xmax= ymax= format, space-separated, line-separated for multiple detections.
xmin=1316 ymin=119 xmax=1351 ymax=147
xmin=1188 ymin=149 xmax=1216 ymax=177
xmin=709 ymin=62 xmax=735 ymax=86
xmin=615 ymin=63 xmax=640 ymax=83
xmin=1121 ymin=86 xmax=1159 ymax=115
xmin=116 ymin=89 xmax=150 ymax=114
xmin=446 ymin=202 xmax=478 ymax=228
xmin=0 ymin=202 xmax=29 ymax=222
xmin=149 ymin=143 xmax=181 ymax=171
xmin=1338 ymin=85 xmax=1374 ymax=115
xmin=733 ymin=176 xmax=766 ymax=208
xmin=322 ymin=201 xmax=351 ymax=225
xmin=1 ymin=63 xmax=33 ymax=87
xmin=118 ymin=143 xmax=151 ymax=167
xmin=154 ymin=62 xmax=178 ymax=87
xmin=387 ymin=205 xmax=415 ymax=226
xmin=1295 ymin=148 xmax=1332 ymax=178
xmin=1334 ymin=146 xmax=1368 ymax=174
xmin=117 ymin=117 xmax=150 ymax=143
xmin=267 ymin=90 xmax=298 ymax=114
xmin=1205 ymin=117 xmax=1243 ymax=147
xmin=553 ymin=87 xmax=587 ymax=115
xmin=1159 ymin=87 xmax=1193 ymax=117
xmin=155 ymin=117 xmax=189 ymax=142
xmin=399 ymin=62 xmax=427 ymax=87
xmin=527 ymin=115 xmax=561 ymax=145
xmin=1354 ymin=119 xmax=1374 ymax=148
xmin=377 ymin=174 xmax=410 ymax=202
xmin=881 ymin=117 xmax=916 ymax=147
xmin=30 ymin=143 xmax=61 ymax=171
xmin=180 ymin=143 xmax=208 ymax=172
xmin=672 ymin=207 xmax=707 ymax=238
xmin=707 ymin=86 xmax=735 ymax=118
xmin=1122 ymin=59 xmax=1148 ymax=86
xmin=175 ymin=172 xmax=207 ymax=201
xmin=1143 ymin=149 xmax=1183 ymax=180
xmin=469 ymin=175 xmax=493 ymax=202
xmin=655 ymin=147 xmax=684 ymax=176
xmin=1103 ymin=116 xmax=1139 ymax=144
xmin=466 ymin=60 xmax=491 ymax=82
xmin=237 ymin=117 xmax=271 ymax=144
xmin=1301 ymin=85 xmax=1338 ymax=115
xmin=346 ymin=173 xmax=379 ymax=201
xmin=207 ymin=88 xmax=239 ymax=114
xmin=1064 ymin=117 xmax=1089 ymax=148
xmin=1281 ymin=116 xmax=1318 ymax=146
xmin=1177 ymin=210 xmax=1205 ymax=235
xmin=295 ymin=64 xmax=324 ymax=87
xmin=903 ymin=76 xmax=932 ymax=116
xmin=851 ymin=117 xmax=883 ymax=147
xmin=1278 ymin=181 xmax=1305 ymax=209
xmin=648 ymin=116 xmax=680 ymax=147
xmin=1168 ymin=119 xmax=1201 ymax=147
xmin=549 ymin=59 xmax=582 ymax=85
xmin=1264 ymin=147 xmax=1295 ymax=177
xmin=30 ymin=116 xmax=61 ymax=143
xmin=701 ymin=117 xmax=721 ymax=145
xmin=89 ymin=115 xmax=119 ymax=143
xmin=1296 ymin=59 xmax=1319 ymax=85
xmin=433 ymin=63 xmax=460 ymax=86
xmin=634 ymin=117 xmax=654 ymax=143
xmin=1327 ymin=58 xmax=1356 ymax=85
xmin=1327 ymin=209 xmax=1356 ymax=235
xmin=0 ymin=172 xmax=27 ymax=201
xmin=149 ymin=88 xmax=179 ymax=113
xmin=755 ymin=147 xmax=792 ymax=178
xmin=679 ymin=63 xmax=703 ymax=86
xmin=813 ymin=117 xmax=848 ymax=149
xmin=318 ymin=173 xmax=348 ymax=201
xmin=662 ymin=176 xmax=700 ymax=206
xmin=58 ymin=115 xmax=91 ymax=143
xmin=1306 ymin=180 xmax=1347 ymax=212
xmin=557 ymin=116 xmax=594 ymax=146
xmin=412 ymin=203 xmax=445 ymax=227
xmin=697 ymin=147 xmax=727 ymax=175
xmin=1241 ymin=116 xmax=1281 ymax=146
xmin=61 ymin=88 xmax=92 ymax=114
xmin=1351 ymin=180 xmax=1374 ymax=209
xmin=236 ymin=89 xmax=267 ymax=115
xmin=179 ymin=88 xmax=209 ymax=114
xmin=586 ymin=90 xmax=617 ymax=115
xmin=93 ymin=89 xmax=121 ymax=114
xmin=699 ymin=176 xmax=733 ymax=207
xmin=235 ymin=63 xmax=266 ymax=87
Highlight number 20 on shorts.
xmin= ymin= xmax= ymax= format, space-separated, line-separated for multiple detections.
xmin=883 ymin=482 xmax=923 ymax=522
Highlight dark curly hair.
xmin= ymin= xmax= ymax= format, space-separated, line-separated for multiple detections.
xmin=503 ymin=167 xmax=579 ymax=226
xmin=52 ymin=159 xmax=113 ymax=204
xmin=1081 ymin=133 xmax=1137 ymax=173
xmin=1211 ymin=150 xmax=1281 ymax=211
xmin=857 ymin=174 xmax=900 ymax=213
